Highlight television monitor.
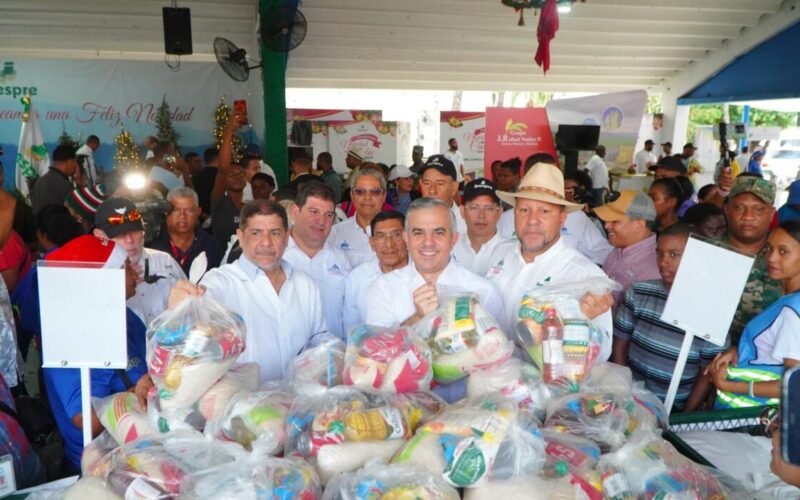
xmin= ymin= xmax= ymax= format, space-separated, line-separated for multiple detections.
xmin=556 ymin=124 xmax=601 ymax=151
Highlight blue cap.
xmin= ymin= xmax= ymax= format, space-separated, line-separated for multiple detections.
xmin=789 ymin=180 xmax=800 ymax=205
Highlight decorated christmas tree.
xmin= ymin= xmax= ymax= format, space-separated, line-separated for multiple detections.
xmin=114 ymin=129 xmax=140 ymax=168
xmin=155 ymin=95 xmax=181 ymax=147
xmin=213 ymin=97 xmax=242 ymax=161
xmin=57 ymin=123 xmax=80 ymax=149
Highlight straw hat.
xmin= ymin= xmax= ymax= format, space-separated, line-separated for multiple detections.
xmin=496 ymin=162 xmax=583 ymax=213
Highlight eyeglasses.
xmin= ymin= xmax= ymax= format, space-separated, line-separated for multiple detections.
xmin=353 ymin=187 xmax=385 ymax=197
xmin=106 ymin=210 xmax=142 ymax=225
xmin=372 ymin=230 xmax=403 ymax=243
xmin=169 ymin=208 xmax=197 ymax=217
xmin=465 ymin=204 xmax=500 ymax=214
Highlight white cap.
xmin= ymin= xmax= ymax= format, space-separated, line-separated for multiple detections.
xmin=389 ymin=164 xmax=416 ymax=181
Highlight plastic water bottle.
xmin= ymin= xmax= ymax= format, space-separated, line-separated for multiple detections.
xmin=542 ymin=307 xmax=564 ymax=383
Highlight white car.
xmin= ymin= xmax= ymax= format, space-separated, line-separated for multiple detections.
xmin=762 ymin=148 xmax=800 ymax=188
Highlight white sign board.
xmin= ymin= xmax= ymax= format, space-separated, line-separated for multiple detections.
xmin=38 ymin=263 xmax=127 ymax=369
xmin=661 ymin=235 xmax=754 ymax=347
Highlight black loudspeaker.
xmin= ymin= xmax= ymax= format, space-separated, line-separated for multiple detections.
xmin=163 ymin=7 xmax=193 ymax=55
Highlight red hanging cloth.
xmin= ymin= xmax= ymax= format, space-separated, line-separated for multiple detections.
xmin=534 ymin=0 xmax=560 ymax=74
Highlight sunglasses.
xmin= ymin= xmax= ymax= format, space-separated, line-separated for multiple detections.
xmin=106 ymin=210 xmax=142 ymax=225
xmin=353 ymin=187 xmax=385 ymax=197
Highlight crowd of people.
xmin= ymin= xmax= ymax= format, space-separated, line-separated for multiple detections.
xmin=0 ymin=115 xmax=799 ymax=491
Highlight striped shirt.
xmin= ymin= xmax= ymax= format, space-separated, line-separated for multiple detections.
xmin=614 ymin=280 xmax=727 ymax=410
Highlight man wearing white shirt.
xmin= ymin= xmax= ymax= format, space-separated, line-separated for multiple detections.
xmin=630 ymin=139 xmax=657 ymax=174
xmin=418 ymin=155 xmax=467 ymax=236
xmin=168 ymin=200 xmax=330 ymax=385
xmin=75 ymin=135 xmax=99 ymax=185
xmin=585 ymin=145 xmax=609 ymax=203
xmin=443 ymin=138 xmax=465 ymax=182
xmin=487 ymin=163 xmax=615 ymax=361
xmin=343 ymin=211 xmax=408 ymax=332
xmin=283 ymin=182 xmax=352 ymax=340
xmin=452 ymin=178 xmax=506 ymax=275
xmin=329 ymin=169 xmax=386 ymax=267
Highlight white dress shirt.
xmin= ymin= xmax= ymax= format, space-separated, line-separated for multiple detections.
xmin=497 ymin=209 xmax=611 ymax=265
xmin=451 ymin=204 xmax=468 ymax=236
xmin=127 ymin=248 xmax=186 ymax=327
xmin=485 ymin=238 xmax=613 ymax=361
xmin=451 ymin=232 xmax=507 ymax=276
xmin=329 ymin=217 xmax=375 ymax=268
xmin=201 ymin=256 xmax=329 ymax=385
xmin=76 ymin=144 xmax=97 ymax=185
xmin=343 ymin=259 xmax=383 ymax=333
xmin=366 ymin=260 xmax=504 ymax=328
xmin=633 ymin=150 xmax=656 ymax=174
xmin=586 ymin=154 xmax=609 ymax=190
xmin=444 ymin=150 xmax=465 ymax=182
xmin=283 ymin=236 xmax=352 ymax=340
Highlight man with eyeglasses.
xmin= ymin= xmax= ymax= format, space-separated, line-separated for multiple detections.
xmin=343 ymin=211 xmax=409 ymax=332
xmin=452 ymin=178 xmax=506 ymax=275
xmin=147 ymin=187 xmax=222 ymax=275
xmin=93 ymin=198 xmax=185 ymax=326
xmin=329 ymin=169 xmax=387 ymax=267
xmin=283 ymin=183 xmax=352 ymax=340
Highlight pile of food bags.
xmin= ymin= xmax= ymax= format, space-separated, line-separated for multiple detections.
xmin=416 ymin=295 xmax=513 ymax=384
xmin=343 ymin=325 xmax=432 ymax=393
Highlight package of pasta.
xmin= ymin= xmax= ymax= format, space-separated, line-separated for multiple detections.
xmin=179 ymin=455 xmax=320 ymax=499
xmin=323 ymin=462 xmax=460 ymax=500
xmin=93 ymin=392 xmax=158 ymax=446
xmin=205 ymin=387 xmax=295 ymax=454
xmin=343 ymin=324 xmax=432 ymax=393
xmin=88 ymin=431 xmax=246 ymax=499
xmin=543 ymin=392 xmax=636 ymax=453
xmin=416 ymin=295 xmax=513 ymax=384
xmin=146 ymin=295 xmax=247 ymax=411
xmin=393 ymin=394 xmax=546 ymax=488
xmin=285 ymin=387 xmax=445 ymax=484
xmin=515 ymin=277 xmax=619 ymax=388
xmin=286 ymin=339 xmax=345 ymax=395
xmin=195 ymin=362 xmax=260 ymax=423
xmin=597 ymin=432 xmax=745 ymax=500
xmin=466 ymin=357 xmax=550 ymax=419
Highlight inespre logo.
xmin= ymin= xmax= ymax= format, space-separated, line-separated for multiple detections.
xmin=0 ymin=62 xmax=39 ymax=99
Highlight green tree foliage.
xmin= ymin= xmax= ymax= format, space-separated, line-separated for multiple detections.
xmin=156 ymin=96 xmax=181 ymax=148
xmin=687 ymin=104 xmax=798 ymax=143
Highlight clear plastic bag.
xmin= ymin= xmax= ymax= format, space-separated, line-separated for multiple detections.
xmin=81 ymin=431 xmax=118 ymax=477
xmin=544 ymin=391 xmax=636 ymax=453
xmin=416 ymin=295 xmax=513 ymax=384
xmin=93 ymin=391 xmax=158 ymax=445
xmin=393 ymin=394 xmax=546 ymax=488
xmin=344 ymin=325 xmax=433 ymax=393
xmin=285 ymin=339 xmax=345 ymax=395
xmin=179 ymin=455 xmax=320 ymax=499
xmin=87 ymin=430 xmax=246 ymax=499
xmin=540 ymin=430 xmax=604 ymax=499
xmin=597 ymin=432 xmax=745 ymax=500
xmin=631 ymin=384 xmax=669 ymax=433
xmin=466 ymin=357 xmax=550 ymax=419
xmin=515 ymin=277 xmax=619 ymax=388
xmin=205 ymin=386 xmax=294 ymax=454
xmin=285 ymin=387 xmax=444 ymax=484
xmin=147 ymin=295 xmax=247 ymax=411
xmin=195 ymin=362 xmax=260 ymax=423
xmin=323 ymin=462 xmax=460 ymax=500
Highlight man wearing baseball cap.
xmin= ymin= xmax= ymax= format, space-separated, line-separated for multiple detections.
xmin=659 ymin=142 xmax=672 ymax=161
xmin=418 ymin=154 xmax=467 ymax=235
xmin=630 ymin=139 xmax=656 ymax=174
xmin=720 ymin=176 xmax=782 ymax=345
xmin=486 ymin=163 xmax=615 ymax=359
xmin=387 ymin=164 xmax=418 ymax=215
xmin=452 ymin=178 xmax=506 ymax=275
xmin=94 ymin=198 xmax=185 ymax=326
xmin=594 ymin=190 xmax=661 ymax=309
xmin=649 ymin=155 xmax=688 ymax=180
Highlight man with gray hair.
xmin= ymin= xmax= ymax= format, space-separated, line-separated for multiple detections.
xmin=148 ymin=186 xmax=223 ymax=275
xmin=366 ymin=197 xmax=503 ymax=328
xmin=329 ymin=168 xmax=387 ymax=267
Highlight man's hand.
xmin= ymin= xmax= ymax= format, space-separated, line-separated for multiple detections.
xmin=706 ymin=361 xmax=730 ymax=391
xmin=226 ymin=113 xmax=247 ymax=135
xmin=412 ymin=283 xmax=439 ymax=318
xmin=132 ymin=374 xmax=154 ymax=408
xmin=168 ymin=280 xmax=205 ymax=309
xmin=627 ymin=165 xmax=637 ymax=174
xmin=705 ymin=347 xmax=737 ymax=376
xmin=718 ymin=167 xmax=733 ymax=193
xmin=580 ymin=292 xmax=614 ymax=319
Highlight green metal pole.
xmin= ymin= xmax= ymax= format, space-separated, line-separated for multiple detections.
xmin=259 ymin=0 xmax=289 ymax=187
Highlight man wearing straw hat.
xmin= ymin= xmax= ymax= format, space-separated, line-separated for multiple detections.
xmin=487 ymin=163 xmax=615 ymax=360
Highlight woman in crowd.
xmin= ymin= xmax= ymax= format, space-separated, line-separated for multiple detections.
xmin=649 ymin=177 xmax=691 ymax=232
xmin=683 ymin=203 xmax=727 ymax=239
xmin=707 ymin=219 xmax=800 ymax=408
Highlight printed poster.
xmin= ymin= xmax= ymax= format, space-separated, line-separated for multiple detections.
xmin=440 ymin=112 xmax=485 ymax=173
xmin=484 ymin=107 xmax=557 ymax=175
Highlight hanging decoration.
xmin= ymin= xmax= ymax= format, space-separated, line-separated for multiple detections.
xmin=534 ymin=0 xmax=559 ymax=75
xmin=114 ymin=129 xmax=140 ymax=168
xmin=500 ymin=0 xmax=584 ymax=27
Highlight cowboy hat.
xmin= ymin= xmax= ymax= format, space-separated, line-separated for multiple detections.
xmin=496 ymin=162 xmax=583 ymax=213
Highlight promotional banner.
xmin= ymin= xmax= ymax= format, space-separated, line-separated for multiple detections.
xmin=328 ymin=120 xmax=399 ymax=173
xmin=287 ymin=109 xmax=382 ymax=122
xmin=545 ymin=90 xmax=647 ymax=168
xmin=484 ymin=107 xmax=556 ymax=175
xmin=440 ymin=112 xmax=485 ymax=173
xmin=0 ymin=58 xmax=264 ymax=189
